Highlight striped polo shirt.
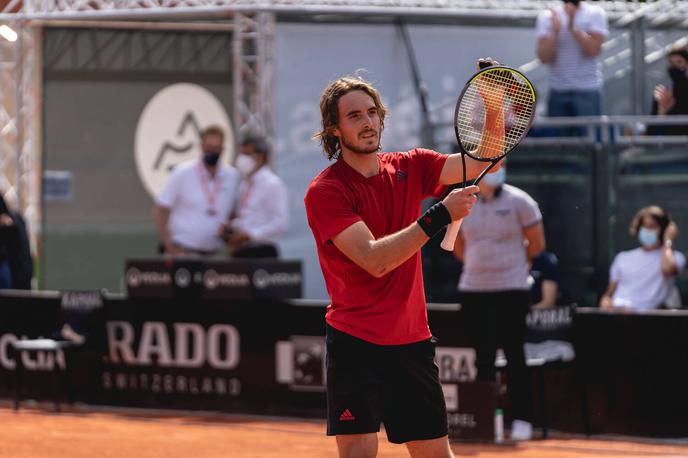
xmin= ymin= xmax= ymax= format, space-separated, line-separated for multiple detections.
xmin=536 ymin=2 xmax=609 ymax=90
xmin=459 ymin=184 xmax=542 ymax=292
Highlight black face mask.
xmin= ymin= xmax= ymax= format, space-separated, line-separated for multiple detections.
xmin=668 ymin=67 xmax=687 ymax=82
xmin=203 ymin=151 xmax=221 ymax=166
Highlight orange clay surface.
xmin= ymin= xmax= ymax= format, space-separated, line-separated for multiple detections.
xmin=0 ymin=405 xmax=687 ymax=458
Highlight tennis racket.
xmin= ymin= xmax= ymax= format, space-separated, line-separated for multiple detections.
xmin=440 ymin=63 xmax=537 ymax=251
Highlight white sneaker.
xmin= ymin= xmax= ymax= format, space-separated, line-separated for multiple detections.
xmin=510 ymin=419 xmax=533 ymax=441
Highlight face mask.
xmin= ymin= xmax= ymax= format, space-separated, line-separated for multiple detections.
xmin=235 ymin=154 xmax=258 ymax=176
xmin=482 ymin=168 xmax=506 ymax=187
xmin=203 ymin=151 xmax=221 ymax=167
xmin=638 ymin=227 xmax=659 ymax=247
xmin=668 ymin=67 xmax=687 ymax=82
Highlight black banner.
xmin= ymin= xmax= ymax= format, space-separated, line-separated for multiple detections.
xmin=125 ymin=258 xmax=303 ymax=301
xmin=3 ymin=291 xmax=688 ymax=437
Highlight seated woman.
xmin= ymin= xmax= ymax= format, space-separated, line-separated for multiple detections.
xmin=599 ymin=206 xmax=685 ymax=311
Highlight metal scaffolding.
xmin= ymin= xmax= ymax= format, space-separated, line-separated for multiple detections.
xmin=0 ymin=20 xmax=39 ymax=246
xmin=233 ymin=10 xmax=274 ymax=138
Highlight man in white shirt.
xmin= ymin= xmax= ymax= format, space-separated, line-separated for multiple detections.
xmin=154 ymin=126 xmax=241 ymax=256
xmin=220 ymin=134 xmax=289 ymax=257
xmin=536 ymin=0 xmax=608 ymax=134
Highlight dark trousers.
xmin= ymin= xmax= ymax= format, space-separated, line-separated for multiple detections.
xmin=462 ymin=290 xmax=532 ymax=422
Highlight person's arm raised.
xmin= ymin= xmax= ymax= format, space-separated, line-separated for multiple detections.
xmin=661 ymin=222 xmax=680 ymax=276
xmin=569 ymin=29 xmax=604 ymax=57
xmin=537 ymin=9 xmax=560 ymax=63
xmin=332 ymin=186 xmax=479 ymax=277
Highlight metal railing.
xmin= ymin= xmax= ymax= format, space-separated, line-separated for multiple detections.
xmin=426 ymin=114 xmax=688 ymax=306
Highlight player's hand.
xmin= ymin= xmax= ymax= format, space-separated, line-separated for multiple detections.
xmin=475 ymin=57 xmax=506 ymax=112
xmin=549 ymin=8 xmax=561 ymax=34
xmin=476 ymin=57 xmax=499 ymax=71
xmin=442 ymin=185 xmax=480 ymax=221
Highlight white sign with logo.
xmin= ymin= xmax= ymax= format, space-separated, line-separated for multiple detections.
xmin=134 ymin=83 xmax=234 ymax=198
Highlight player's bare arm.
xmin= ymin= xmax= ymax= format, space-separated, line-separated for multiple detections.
xmin=332 ymin=186 xmax=479 ymax=278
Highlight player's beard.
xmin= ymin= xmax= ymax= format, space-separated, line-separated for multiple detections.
xmin=340 ymin=130 xmax=380 ymax=155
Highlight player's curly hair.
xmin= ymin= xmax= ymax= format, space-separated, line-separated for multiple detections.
xmin=314 ymin=76 xmax=387 ymax=161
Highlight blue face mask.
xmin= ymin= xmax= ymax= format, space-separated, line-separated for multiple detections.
xmin=482 ymin=168 xmax=506 ymax=187
xmin=638 ymin=227 xmax=659 ymax=247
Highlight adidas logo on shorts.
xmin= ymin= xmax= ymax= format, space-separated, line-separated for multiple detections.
xmin=339 ymin=409 xmax=355 ymax=421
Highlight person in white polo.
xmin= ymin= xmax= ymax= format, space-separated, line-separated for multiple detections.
xmin=154 ymin=125 xmax=241 ymax=256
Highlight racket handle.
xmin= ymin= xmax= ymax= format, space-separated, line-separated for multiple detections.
xmin=440 ymin=219 xmax=463 ymax=251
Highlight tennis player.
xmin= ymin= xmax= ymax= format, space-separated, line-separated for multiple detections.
xmin=304 ymin=63 xmax=504 ymax=458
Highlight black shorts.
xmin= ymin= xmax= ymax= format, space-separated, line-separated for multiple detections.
xmin=325 ymin=324 xmax=448 ymax=444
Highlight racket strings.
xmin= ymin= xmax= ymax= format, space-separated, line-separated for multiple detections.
xmin=455 ymin=69 xmax=535 ymax=160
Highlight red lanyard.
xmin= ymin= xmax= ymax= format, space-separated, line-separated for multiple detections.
xmin=238 ymin=178 xmax=254 ymax=214
xmin=196 ymin=163 xmax=222 ymax=216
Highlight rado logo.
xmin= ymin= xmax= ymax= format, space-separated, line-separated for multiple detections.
xmin=106 ymin=321 xmax=240 ymax=370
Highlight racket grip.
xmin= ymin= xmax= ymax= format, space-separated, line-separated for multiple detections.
xmin=440 ymin=219 xmax=463 ymax=251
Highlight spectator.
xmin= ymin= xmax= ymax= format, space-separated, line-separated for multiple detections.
xmin=220 ymin=134 xmax=289 ymax=258
xmin=529 ymin=251 xmax=561 ymax=309
xmin=0 ymin=194 xmax=33 ymax=290
xmin=536 ymin=0 xmax=608 ymax=135
xmin=647 ymin=45 xmax=688 ymax=136
xmin=599 ymin=206 xmax=685 ymax=311
xmin=153 ymin=125 xmax=241 ymax=256
xmin=453 ymin=164 xmax=545 ymax=441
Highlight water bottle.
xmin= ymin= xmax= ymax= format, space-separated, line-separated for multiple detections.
xmin=494 ymin=408 xmax=504 ymax=443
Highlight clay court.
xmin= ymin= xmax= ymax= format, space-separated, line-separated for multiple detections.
xmin=1 ymin=404 xmax=687 ymax=458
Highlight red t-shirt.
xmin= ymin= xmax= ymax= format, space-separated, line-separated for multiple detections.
xmin=304 ymin=148 xmax=448 ymax=345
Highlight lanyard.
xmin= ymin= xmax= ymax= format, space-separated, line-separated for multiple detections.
xmin=196 ymin=163 xmax=222 ymax=216
xmin=238 ymin=178 xmax=254 ymax=214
